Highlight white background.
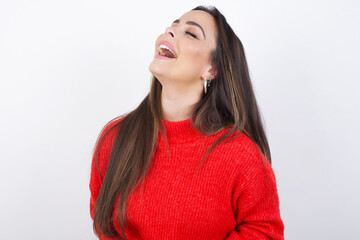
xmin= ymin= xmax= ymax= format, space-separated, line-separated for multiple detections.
xmin=1 ymin=0 xmax=359 ymax=239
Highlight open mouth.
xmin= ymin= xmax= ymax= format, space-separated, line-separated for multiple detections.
xmin=158 ymin=44 xmax=177 ymax=58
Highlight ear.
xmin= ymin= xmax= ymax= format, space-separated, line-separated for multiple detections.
xmin=201 ymin=65 xmax=218 ymax=80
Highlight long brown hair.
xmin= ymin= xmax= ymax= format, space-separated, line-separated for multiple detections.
xmin=92 ymin=5 xmax=271 ymax=239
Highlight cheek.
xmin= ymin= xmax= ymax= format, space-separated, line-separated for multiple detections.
xmin=178 ymin=41 xmax=210 ymax=74
xmin=182 ymin=42 xmax=208 ymax=61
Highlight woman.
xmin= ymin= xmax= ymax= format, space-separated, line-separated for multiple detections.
xmin=90 ymin=6 xmax=284 ymax=240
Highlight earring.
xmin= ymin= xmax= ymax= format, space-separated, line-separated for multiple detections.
xmin=204 ymin=78 xmax=211 ymax=94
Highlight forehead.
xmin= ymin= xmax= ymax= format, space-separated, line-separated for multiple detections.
xmin=178 ymin=10 xmax=217 ymax=40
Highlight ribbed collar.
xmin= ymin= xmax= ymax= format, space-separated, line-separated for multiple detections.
xmin=160 ymin=118 xmax=206 ymax=144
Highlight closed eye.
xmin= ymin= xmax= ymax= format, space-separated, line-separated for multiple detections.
xmin=186 ymin=31 xmax=197 ymax=39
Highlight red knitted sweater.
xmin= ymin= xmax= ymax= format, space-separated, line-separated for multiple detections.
xmin=90 ymin=117 xmax=284 ymax=239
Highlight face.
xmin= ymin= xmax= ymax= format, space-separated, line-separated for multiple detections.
xmin=149 ymin=10 xmax=217 ymax=90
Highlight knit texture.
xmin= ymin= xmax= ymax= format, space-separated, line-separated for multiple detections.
xmin=90 ymin=118 xmax=284 ymax=239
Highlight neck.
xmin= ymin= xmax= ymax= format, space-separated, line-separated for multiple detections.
xmin=161 ymin=85 xmax=201 ymax=122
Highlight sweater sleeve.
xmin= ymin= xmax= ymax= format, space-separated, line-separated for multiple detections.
xmin=89 ymin=118 xmax=122 ymax=220
xmin=89 ymin=119 xmax=122 ymax=240
xmin=226 ymin=140 xmax=284 ymax=240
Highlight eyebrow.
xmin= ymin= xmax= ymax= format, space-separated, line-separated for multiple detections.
xmin=173 ymin=19 xmax=206 ymax=39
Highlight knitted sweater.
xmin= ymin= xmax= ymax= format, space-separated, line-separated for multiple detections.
xmin=89 ymin=117 xmax=284 ymax=239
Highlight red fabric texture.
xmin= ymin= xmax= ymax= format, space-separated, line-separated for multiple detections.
xmin=90 ymin=117 xmax=284 ymax=239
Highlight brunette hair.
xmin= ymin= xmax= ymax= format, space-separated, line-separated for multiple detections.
xmin=92 ymin=5 xmax=271 ymax=239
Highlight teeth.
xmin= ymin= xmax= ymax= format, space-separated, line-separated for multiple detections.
xmin=158 ymin=44 xmax=176 ymax=57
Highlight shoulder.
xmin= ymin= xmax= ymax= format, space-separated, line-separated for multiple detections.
xmin=217 ymin=130 xmax=266 ymax=163
xmin=99 ymin=116 xmax=125 ymax=136
xmin=96 ymin=116 xmax=125 ymax=147
xmin=213 ymin=129 xmax=273 ymax=178
xmin=92 ymin=116 xmax=125 ymax=175
xmin=217 ymin=130 xmax=279 ymax=201
xmin=218 ymin=130 xmax=278 ymax=197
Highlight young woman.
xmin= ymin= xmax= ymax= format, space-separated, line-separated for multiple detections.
xmin=90 ymin=6 xmax=284 ymax=240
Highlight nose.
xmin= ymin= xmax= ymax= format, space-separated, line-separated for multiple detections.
xmin=165 ymin=26 xmax=176 ymax=38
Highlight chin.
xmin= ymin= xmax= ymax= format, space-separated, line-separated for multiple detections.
xmin=149 ymin=60 xmax=168 ymax=81
xmin=148 ymin=61 xmax=160 ymax=78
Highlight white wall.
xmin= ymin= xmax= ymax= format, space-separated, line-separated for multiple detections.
xmin=1 ymin=0 xmax=359 ymax=239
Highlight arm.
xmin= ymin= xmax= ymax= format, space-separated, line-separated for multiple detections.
xmin=226 ymin=146 xmax=284 ymax=239
xmin=89 ymin=118 xmax=123 ymax=219
xmin=89 ymin=119 xmax=123 ymax=240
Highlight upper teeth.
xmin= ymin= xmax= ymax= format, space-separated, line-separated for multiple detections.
xmin=159 ymin=44 xmax=176 ymax=57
